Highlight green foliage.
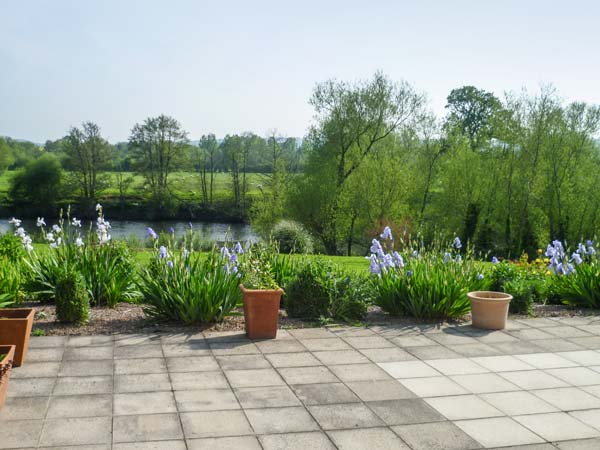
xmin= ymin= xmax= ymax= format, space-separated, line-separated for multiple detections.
xmin=55 ymin=269 xmax=90 ymax=324
xmin=271 ymin=220 xmax=313 ymax=254
xmin=551 ymin=262 xmax=600 ymax=308
xmin=489 ymin=261 xmax=548 ymax=314
xmin=0 ymin=233 xmax=25 ymax=262
xmin=285 ymin=259 xmax=368 ymax=322
xmin=9 ymin=153 xmax=63 ymax=214
xmin=31 ymin=329 xmax=46 ymax=336
xmin=238 ymin=245 xmax=278 ymax=290
xmin=138 ymin=248 xmax=242 ymax=325
xmin=0 ymin=257 xmax=25 ymax=304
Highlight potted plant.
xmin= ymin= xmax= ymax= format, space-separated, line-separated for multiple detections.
xmin=467 ymin=291 xmax=513 ymax=330
xmin=0 ymin=307 xmax=34 ymax=366
xmin=0 ymin=345 xmax=16 ymax=409
xmin=232 ymin=244 xmax=283 ymax=339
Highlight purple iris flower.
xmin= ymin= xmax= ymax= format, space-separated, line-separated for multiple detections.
xmin=146 ymin=227 xmax=158 ymax=240
xmin=159 ymin=246 xmax=167 ymax=259
xmin=234 ymin=242 xmax=244 ymax=254
xmin=491 ymin=256 xmax=499 ymax=264
xmin=169 ymin=227 xmax=175 ymax=235
xmin=380 ymin=226 xmax=393 ymax=241
xmin=452 ymin=237 xmax=462 ymax=249
xmin=167 ymin=260 xmax=174 ymax=268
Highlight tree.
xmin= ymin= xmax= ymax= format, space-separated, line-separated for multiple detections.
xmin=291 ymin=72 xmax=423 ymax=253
xmin=128 ymin=115 xmax=188 ymax=204
xmin=63 ymin=122 xmax=112 ymax=206
xmin=10 ymin=153 xmax=63 ymax=214
xmin=196 ymin=134 xmax=219 ymax=206
xmin=446 ymin=86 xmax=502 ymax=149
xmin=0 ymin=138 xmax=15 ymax=172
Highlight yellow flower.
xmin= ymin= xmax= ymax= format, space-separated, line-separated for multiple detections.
xmin=537 ymin=249 xmax=543 ymax=254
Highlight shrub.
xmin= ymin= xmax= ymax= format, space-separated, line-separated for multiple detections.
xmin=490 ymin=261 xmax=547 ymax=314
xmin=0 ymin=258 xmax=26 ymax=304
xmin=55 ymin=269 xmax=90 ymax=324
xmin=139 ymin=245 xmax=242 ymax=325
xmin=271 ymin=220 xmax=313 ymax=254
xmin=285 ymin=259 xmax=369 ymax=322
xmin=551 ymin=262 xmax=600 ymax=308
xmin=370 ymin=229 xmax=489 ymax=319
xmin=0 ymin=232 xmax=25 ymax=262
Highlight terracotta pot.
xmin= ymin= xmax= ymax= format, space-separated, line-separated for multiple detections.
xmin=0 ymin=345 xmax=16 ymax=410
xmin=240 ymin=285 xmax=283 ymax=339
xmin=468 ymin=291 xmax=512 ymax=330
xmin=0 ymin=308 xmax=34 ymax=366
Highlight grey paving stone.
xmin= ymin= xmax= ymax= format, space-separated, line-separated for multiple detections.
xmin=367 ymin=398 xmax=446 ymax=425
xmin=312 ymin=349 xmax=369 ymax=365
xmin=170 ymin=371 xmax=229 ymax=390
xmin=455 ymin=417 xmax=545 ymax=447
xmin=114 ymin=441 xmax=187 ymax=450
xmin=327 ymin=427 xmax=411 ymax=450
xmin=188 ymin=436 xmax=262 ymax=450
xmin=346 ymin=380 xmax=416 ymax=401
xmin=476 ymin=331 xmax=519 ymax=344
xmin=160 ymin=332 xmax=206 ymax=345
xmin=28 ymin=335 xmax=67 ymax=348
xmin=487 ymin=445 xmax=557 ymax=450
xmin=0 ymin=396 xmax=49 ymax=420
xmin=548 ymin=366 xmax=600 ymax=386
xmin=451 ymin=372 xmax=521 ymax=393
xmin=499 ymin=370 xmax=569 ymax=390
xmin=166 ymin=355 xmax=219 ymax=372
xmin=343 ymin=336 xmax=395 ymax=349
xmin=260 ymin=432 xmax=336 ymax=450
xmin=331 ymin=327 xmax=378 ymax=337
xmin=255 ymin=339 xmax=306 ymax=354
xmin=47 ymin=394 xmax=112 ymax=418
xmin=113 ymin=413 xmax=184 ymax=443
xmin=514 ymin=352 xmax=579 ymax=369
xmin=392 ymin=421 xmax=482 ymax=450
xmin=514 ymin=412 xmax=600 ymax=441
xmin=53 ymin=375 xmax=113 ymax=395
xmin=113 ymin=344 xmax=163 ymax=359
xmin=560 ymin=350 xmax=600 ymax=365
xmin=405 ymin=345 xmax=463 ymax=360
xmin=544 ymin=326 xmax=593 ymax=338
xmin=532 ymin=387 xmax=600 ymax=410
xmin=225 ymin=368 xmax=285 ymax=387
xmin=556 ymin=438 xmax=600 ymax=449
xmin=216 ymin=354 xmax=271 ymax=370
xmin=507 ymin=328 xmax=557 ymax=340
xmin=577 ymin=325 xmax=600 ymax=335
xmin=0 ymin=419 xmax=43 ymax=449
xmin=515 ymin=318 xmax=557 ymax=328
xmin=11 ymin=361 xmax=61 ymax=379
xmin=64 ymin=345 xmax=113 ymax=360
xmin=534 ymin=339 xmax=584 ymax=352
xmin=245 ymin=406 xmax=319 ymax=433
xmin=59 ymin=360 xmax=113 ymax=376
xmin=471 ymin=355 xmax=535 ymax=372
xmin=114 ymin=373 xmax=172 ymax=393
xmin=491 ymin=340 xmax=545 ymax=355
xmin=114 ymin=357 xmax=167 ymax=375
xmin=278 ymin=366 xmax=339 ymax=384
xmin=113 ymin=391 xmax=177 ymax=415
xmin=569 ymin=336 xmax=600 ymax=349
xmin=39 ymin=417 xmax=112 ymax=447
xmin=391 ymin=334 xmax=437 ymax=347
xmin=300 ymin=338 xmax=352 ymax=351
xmin=428 ymin=332 xmax=478 ymax=346
xmin=235 ymin=385 xmax=300 ymax=408
xmin=67 ymin=335 xmax=113 ymax=347
xmin=265 ymin=352 xmax=322 ymax=368
xmin=398 ymin=376 xmax=469 ymax=397
xmin=329 ymin=363 xmax=392 ymax=382
xmin=570 ymin=409 xmax=600 ymax=432
xmin=203 ymin=330 xmax=249 ymax=342
xmin=26 ymin=347 xmax=64 ymax=362
xmin=162 ymin=343 xmax=211 ymax=357
xmin=209 ymin=342 xmax=261 ymax=356
xmin=292 ymin=382 xmax=360 ymax=405
xmin=180 ymin=410 xmax=253 ymax=438
xmin=288 ymin=328 xmax=336 ymax=339
xmin=378 ymin=360 xmax=441 ymax=378
xmin=175 ymin=388 xmax=240 ymax=412
xmin=425 ymin=394 xmax=503 ymax=420
xmin=479 ymin=391 xmax=558 ymax=415
xmin=113 ymin=334 xmax=161 ymax=347
xmin=358 ymin=347 xmax=417 ymax=362
xmin=37 ymin=445 xmax=110 ymax=450
xmin=425 ymin=358 xmax=489 ymax=375
xmin=309 ymin=403 xmax=384 ymax=429
xmin=451 ymin=343 xmax=503 ymax=357
xmin=7 ymin=377 xmax=55 ymax=397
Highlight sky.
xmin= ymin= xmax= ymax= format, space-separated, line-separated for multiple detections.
xmin=1 ymin=0 xmax=599 ymax=143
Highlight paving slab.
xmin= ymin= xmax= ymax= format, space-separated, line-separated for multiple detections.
xmin=392 ymin=421 xmax=482 ymax=450
xmin=327 ymin=427 xmax=410 ymax=450
xmin=309 ymin=403 xmax=384 ymax=429
xmin=39 ymin=417 xmax=112 ymax=447
xmin=455 ymin=417 xmax=545 ymax=447
xmin=345 ymin=379 xmax=416 ymax=401
xmin=216 ymin=354 xmax=271 ymax=370
xmin=234 ymin=385 xmax=300 ymax=408
xmin=113 ymin=413 xmax=183 ymax=443
xmin=175 ymin=388 xmax=240 ymax=412
xmin=47 ymin=394 xmax=112 ymax=418
xmin=367 ymin=398 xmax=446 ymax=425
xmin=244 ymin=406 xmax=320 ymax=433
xmin=113 ymin=391 xmax=177 ymax=415
xmin=259 ymin=432 xmax=336 ymax=450
xmin=264 ymin=352 xmax=321 ymax=368
xmin=514 ymin=412 xmax=600 ymax=441
xmin=180 ymin=410 xmax=253 ymax=438
xmin=292 ymin=382 xmax=361 ymax=405
xmin=188 ymin=436 xmax=262 ymax=450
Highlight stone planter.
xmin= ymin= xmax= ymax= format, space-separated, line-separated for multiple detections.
xmin=0 ymin=308 xmax=34 ymax=366
xmin=468 ymin=291 xmax=512 ymax=330
xmin=0 ymin=345 xmax=16 ymax=410
xmin=240 ymin=285 xmax=283 ymax=339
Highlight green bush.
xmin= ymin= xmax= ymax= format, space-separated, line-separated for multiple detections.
xmin=271 ymin=220 xmax=313 ymax=254
xmin=285 ymin=259 xmax=368 ymax=322
xmin=0 ymin=232 xmax=25 ymax=262
xmin=138 ymin=248 xmax=242 ymax=324
xmin=55 ymin=269 xmax=90 ymax=324
xmin=0 ymin=257 xmax=26 ymax=304
xmin=551 ymin=262 xmax=600 ymax=308
xmin=490 ymin=261 xmax=548 ymax=314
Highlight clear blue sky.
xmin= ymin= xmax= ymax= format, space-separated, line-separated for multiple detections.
xmin=1 ymin=0 xmax=599 ymax=143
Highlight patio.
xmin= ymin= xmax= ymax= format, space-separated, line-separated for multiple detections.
xmin=2 ymin=317 xmax=600 ymax=449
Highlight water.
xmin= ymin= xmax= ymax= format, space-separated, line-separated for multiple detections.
xmin=0 ymin=218 xmax=258 ymax=243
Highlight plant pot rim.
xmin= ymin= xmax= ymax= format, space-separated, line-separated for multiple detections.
xmin=239 ymin=284 xmax=283 ymax=294
xmin=0 ymin=308 xmax=35 ymax=320
xmin=468 ymin=291 xmax=513 ymax=302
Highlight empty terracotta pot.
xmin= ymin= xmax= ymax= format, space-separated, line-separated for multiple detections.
xmin=0 ymin=345 xmax=16 ymax=410
xmin=468 ymin=291 xmax=512 ymax=330
xmin=240 ymin=285 xmax=283 ymax=339
xmin=0 ymin=308 xmax=34 ymax=366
